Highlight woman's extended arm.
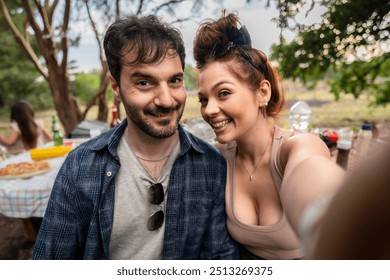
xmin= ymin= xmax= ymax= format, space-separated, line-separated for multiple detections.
xmin=279 ymin=133 xmax=345 ymax=235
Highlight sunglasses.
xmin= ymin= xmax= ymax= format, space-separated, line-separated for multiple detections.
xmin=147 ymin=183 xmax=165 ymax=231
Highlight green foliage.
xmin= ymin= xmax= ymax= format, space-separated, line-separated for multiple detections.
xmin=0 ymin=67 xmax=51 ymax=117
xmin=184 ymin=64 xmax=197 ymax=91
xmin=70 ymin=73 xmax=100 ymax=105
xmin=270 ymin=0 xmax=390 ymax=106
xmin=0 ymin=6 xmax=51 ymax=115
xmin=329 ymin=55 xmax=390 ymax=104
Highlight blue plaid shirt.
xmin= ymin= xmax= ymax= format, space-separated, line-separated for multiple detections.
xmin=32 ymin=119 xmax=238 ymax=260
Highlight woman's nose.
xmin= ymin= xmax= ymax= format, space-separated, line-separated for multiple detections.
xmin=203 ymin=98 xmax=220 ymax=116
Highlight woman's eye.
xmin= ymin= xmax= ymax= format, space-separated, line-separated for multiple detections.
xmin=219 ymin=90 xmax=231 ymax=97
xmin=198 ymin=97 xmax=208 ymax=105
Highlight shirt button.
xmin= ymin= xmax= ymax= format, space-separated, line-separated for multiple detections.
xmin=106 ymin=171 xmax=112 ymax=177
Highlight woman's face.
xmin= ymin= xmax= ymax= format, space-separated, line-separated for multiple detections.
xmin=197 ymin=61 xmax=263 ymax=144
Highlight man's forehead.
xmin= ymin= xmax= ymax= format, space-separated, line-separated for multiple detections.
xmin=121 ymin=53 xmax=183 ymax=77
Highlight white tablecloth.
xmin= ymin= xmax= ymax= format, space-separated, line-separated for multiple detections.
xmin=0 ymin=149 xmax=66 ymax=218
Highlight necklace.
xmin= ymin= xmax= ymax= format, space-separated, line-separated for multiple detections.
xmin=237 ymin=137 xmax=272 ymax=181
xmin=135 ymin=154 xmax=170 ymax=162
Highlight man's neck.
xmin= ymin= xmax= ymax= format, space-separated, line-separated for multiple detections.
xmin=124 ymin=126 xmax=179 ymax=161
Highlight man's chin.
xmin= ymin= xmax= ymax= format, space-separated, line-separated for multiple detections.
xmin=152 ymin=128 xmax=178 ymax=139
xmin=147 ymin=121 xmax=179 ymax=139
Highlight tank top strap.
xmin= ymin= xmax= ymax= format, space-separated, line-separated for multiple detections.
xmin=269 ymin=126 xmax=295 ymax=192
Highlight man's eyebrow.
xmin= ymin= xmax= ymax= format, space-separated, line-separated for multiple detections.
xmin=129 ymin=71 xmax=184 ymax=80
xmin=171 ymin=72 xmax=184 ymax=79
xmin=129 ymin=71 xmax=153 ymax=79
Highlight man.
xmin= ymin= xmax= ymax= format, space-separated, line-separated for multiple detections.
xmin=31 ymin=14 xmax=238 ymax=260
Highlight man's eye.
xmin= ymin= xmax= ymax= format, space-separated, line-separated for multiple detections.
xmin=171 ymin=77 xmax=183 ymax=84
xmin=136 ymin=80 xmax=150 ymax=87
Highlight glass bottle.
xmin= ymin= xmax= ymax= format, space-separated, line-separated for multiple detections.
xmin=289 ymin=100 xmax=311 ymax=133
xmin=52 ymin=116 xmax=64 ymax=146
xmin=110 ymin=105 xmax=121 ymax=128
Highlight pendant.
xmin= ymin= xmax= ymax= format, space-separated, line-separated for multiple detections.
xmin=249 ymin=175 xmax=253 ymax=181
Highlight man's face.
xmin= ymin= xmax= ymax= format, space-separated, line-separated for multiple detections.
xmin=110 ymin=50 xmax=186 ymax=139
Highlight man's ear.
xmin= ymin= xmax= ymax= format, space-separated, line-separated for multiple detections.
xmin=108 ymin=74 xmax=121 ymax=102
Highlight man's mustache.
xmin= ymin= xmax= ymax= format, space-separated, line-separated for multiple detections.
xmin=144 ymin=105 xmax=180 ymax=115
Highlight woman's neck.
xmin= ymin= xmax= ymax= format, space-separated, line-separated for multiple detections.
xmin=235 ymin=123 xmax=274 ymax=161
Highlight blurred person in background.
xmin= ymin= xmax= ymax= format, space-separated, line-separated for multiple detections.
xmin=0 ymin=100 xmax=52 ymax=153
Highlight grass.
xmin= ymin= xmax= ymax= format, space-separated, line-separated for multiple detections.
xmin=1 ymin=80 xmax=390 ymax=136
xmin=280 ymin=81 xmax=390 ymax=131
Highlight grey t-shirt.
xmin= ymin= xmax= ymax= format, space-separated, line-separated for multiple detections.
xmin=108 ymin=136 xmax=180 ymax=259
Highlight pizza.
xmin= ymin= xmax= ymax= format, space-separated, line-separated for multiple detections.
xmin=0 ymin=160 xmax=51 ymax=179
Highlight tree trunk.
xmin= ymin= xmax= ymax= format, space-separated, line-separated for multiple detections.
xmin=48 ymin=70 xmax=82 ymax=136
xmin=96 ymin=65 xmax=110 ymax=122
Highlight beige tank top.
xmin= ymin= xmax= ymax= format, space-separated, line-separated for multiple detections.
xmin=222 ymin=126 xmax=303 ymax=259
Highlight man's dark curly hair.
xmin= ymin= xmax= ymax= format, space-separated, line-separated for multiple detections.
xmin=103 ymin=14 xmax=186 ymax=85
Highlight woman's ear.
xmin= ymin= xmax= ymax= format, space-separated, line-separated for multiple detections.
xmin=108 ymin=74 xmax=121 ymax=102
xmin=257 ymin=79 xmax=271 ymax=106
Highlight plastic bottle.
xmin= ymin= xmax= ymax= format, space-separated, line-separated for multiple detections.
xmin=336 ymin=127 xmax=353 ymax=170
xmin=289 ymin=100 xmax=312 ymax=133
xmin=354 ymin=123 xmax=373 ymax=158
xmin=52 ymin=116 xmax=63 ymax=146
xmin=110 ymin=105 xmax=121 ymax=128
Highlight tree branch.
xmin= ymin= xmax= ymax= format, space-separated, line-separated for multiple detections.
xmin=60 ymin=0 xmax=71 ymax=73
xmin=0 ymin=0 xmax=47 ymax=78
xmin=48 ymin=0 xmax=59 ymax=22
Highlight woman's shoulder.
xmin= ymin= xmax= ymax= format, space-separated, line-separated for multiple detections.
xmin=284 ymin=131 xmax=326 ymax=148
xmin=278 ymin=128 xmax=331 ymax=170
xmin=9 ymin=121 xmax=20 ymax=132
xmin=34 ymin=118 xmax=45 ymax=127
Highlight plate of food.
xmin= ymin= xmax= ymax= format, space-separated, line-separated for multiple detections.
xmin=0 ymin=160 xmax=52 ymax=179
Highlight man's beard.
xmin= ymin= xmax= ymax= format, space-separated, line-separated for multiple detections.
xmin=124 ymin=103 xmax=183 ymax=139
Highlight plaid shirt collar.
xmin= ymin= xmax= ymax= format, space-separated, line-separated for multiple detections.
xmin=87 ymin=118 xmax=205 ymax=158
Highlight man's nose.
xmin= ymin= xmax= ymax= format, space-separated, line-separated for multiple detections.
xmin=154 ymin=84 xmax=175 ymax=108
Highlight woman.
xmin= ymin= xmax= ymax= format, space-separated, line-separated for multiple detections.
xmin=193 ymin=11 xmax=345 ymax=259
xmin=0 ymin=100 xmax=52 ymax=152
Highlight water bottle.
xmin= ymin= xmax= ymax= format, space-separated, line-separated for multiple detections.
xmin=354 ymin=123 xmax=373 ymax=158
xmin=289 ymin=100 xmax=311 ymax=133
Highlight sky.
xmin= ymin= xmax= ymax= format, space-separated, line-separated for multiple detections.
xmin=68 ymin=0 xmax=324 ymax=72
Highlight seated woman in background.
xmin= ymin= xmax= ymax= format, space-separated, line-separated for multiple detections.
xmin=0 ymin=100 xmax=52 ymax=153
xmin=193 ymin=11 xmax=345 ymax=259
